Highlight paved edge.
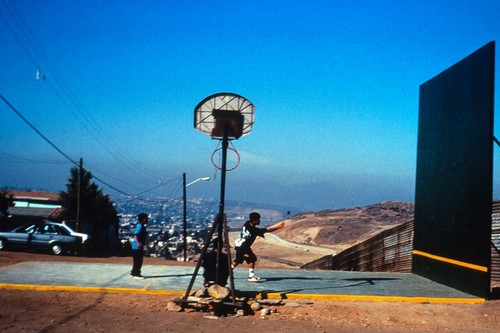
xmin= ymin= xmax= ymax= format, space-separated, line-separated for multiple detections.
xmin=0 ymin=283 xmax=485 ymax=304
xmin=0 ymin=283 xmax=184 ymax=296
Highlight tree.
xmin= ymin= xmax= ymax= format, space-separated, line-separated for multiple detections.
xmin=59 ymin=166 xmax=119 ymax=254
xmin=0 ymin=189 xmax=15 ymax=219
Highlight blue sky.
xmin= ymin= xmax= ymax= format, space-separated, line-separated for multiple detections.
xmin=1 ymin=1 xmax=499 ymax=211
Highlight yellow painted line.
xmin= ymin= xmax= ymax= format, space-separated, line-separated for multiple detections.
xmin=0 ymin=283 xmax=184 ymax=296
xmin=412 ymin=250 xmax=488 ymax=273
xmin=143 ymin=266 xmax=167 ymax=290
xmin=0 ymin=283 xmax=483 ymax=304
xmin=261 ymin=292 xmax=485 ymax=304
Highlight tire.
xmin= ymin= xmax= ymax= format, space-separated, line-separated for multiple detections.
xmin=51 ymin=244 xmax=63 ymax=255
xmin=0 ymin=238 xmax=5 ymax=250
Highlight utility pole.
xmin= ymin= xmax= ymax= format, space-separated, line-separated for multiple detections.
xmin=182 ymin=172 xmax=187 ymax=261
xmin=76 ymin=158 xmax=82 ymax=232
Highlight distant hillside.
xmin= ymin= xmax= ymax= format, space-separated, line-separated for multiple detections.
xmin=273 ymin=201 xmax=414 ymax=253
xmin=224 ymin=200 xmax=298 ymax=229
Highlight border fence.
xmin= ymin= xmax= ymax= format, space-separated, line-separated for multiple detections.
xmin=491 ymin=202 xmax=500 ymax=286
xmin=301 ymin=221 xmax=413 ymax=273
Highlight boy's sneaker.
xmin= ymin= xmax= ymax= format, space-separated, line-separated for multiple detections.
xmin=248 ymin=275 xmax=261 ymax=282
xmin=131 ymin=275 xmax=145 ymax=280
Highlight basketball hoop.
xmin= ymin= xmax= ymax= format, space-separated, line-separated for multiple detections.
xmin=211 ymin=143 xmax=240 ymax=171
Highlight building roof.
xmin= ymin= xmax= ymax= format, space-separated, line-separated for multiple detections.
xmin=8 ymin=190 xmax=60 ymax=202
xmin=8 ymin=207 xmax=62 ymax=218
xmin=6 ymin=191 xmax=62 ymax=219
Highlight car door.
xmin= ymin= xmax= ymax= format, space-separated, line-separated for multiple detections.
xmin=8 ymin=224 xmax=36 ymax=247
xmin=30 ymin=224 xmax=51 ymax=249
xmin=32 ymin=224 xmax=70 ymax=250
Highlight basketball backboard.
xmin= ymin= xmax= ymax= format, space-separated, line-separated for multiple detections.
xmin=194 ymin=93 xmax=255 ymax=140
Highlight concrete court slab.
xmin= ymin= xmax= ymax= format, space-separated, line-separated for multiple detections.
xmin=0 ymin=261 xmax=484 ymax=303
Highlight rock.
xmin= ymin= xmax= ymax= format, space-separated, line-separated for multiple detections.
xmin=250 ymin=302 xmax=262 ymax=311
xmin=207 ymin=284 xmax=230 ymax=300
xmin=203 ymin=315 xmax=220 ymax=320
xmin=257 ymin=299 xmax=282 ymax=305
xmin=198 ymin=298 xmax=214 ymax=305
xmin=166 ymin=301 xmax=183 ymax=312
xmin=260 ymin=308 xmax=271 ymax=316
xmin=185 ymin=296 xmax=203 ymax=302
xmin=194 ymin=288 xmax=207 ymax=298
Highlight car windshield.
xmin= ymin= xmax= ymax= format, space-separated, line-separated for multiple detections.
xmin=15 ymin=224 xmax=37 ymax=233
xmin=13 ymin=223 xmax=72 ymax=236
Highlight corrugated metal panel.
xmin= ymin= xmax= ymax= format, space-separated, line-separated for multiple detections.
xmin=491 ymin=201 xmax=500 ymax=286
xmin=329 ymin=221 xmax=413 ymax=273
xmin=302 ymin=221 xmax=413 ymax=273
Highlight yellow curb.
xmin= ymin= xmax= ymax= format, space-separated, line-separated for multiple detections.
xmin=261 ymin=292 xmax=485 ymax=304
xmin=0 ymin=283 xmax=184 ymax=296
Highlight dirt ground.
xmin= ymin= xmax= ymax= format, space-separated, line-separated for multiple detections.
xmin=0 ymin=251 xmax=499 ymax=333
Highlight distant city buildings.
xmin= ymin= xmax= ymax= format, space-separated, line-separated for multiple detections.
xmin=113 ymin=195 xmax=291 ymax=260
xmin=114 ymin=196 xmax=219 ymax=260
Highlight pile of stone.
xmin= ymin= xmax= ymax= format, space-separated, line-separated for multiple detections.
xmin=169 ymin=284 xmax=284 ymax=318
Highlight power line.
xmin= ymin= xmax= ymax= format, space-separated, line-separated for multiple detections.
xmin=134 ymin=177 xmax=179 ymax=197
xmin=0 ymin=150 xmax=69 ymax=165
xmin=0 ymin=0 xmax=164 ymax=184
xmin=0 ymin=94 xmax=136 ymax=196
xmin=0 ymin=1 xmax=189 ymax=199
xmin=0 ymin=94 xmax=78 ymax=166
xmin=91 ymin=173 xmax=132 ymax=196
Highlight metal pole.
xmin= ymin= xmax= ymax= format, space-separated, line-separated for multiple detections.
xmin=215 ymin=127 xmax=229 ymax=288
xmin=218 ymin=130 xmax=229 ymax=241
xmin=183 ymin=172 xmax=188 ymax=262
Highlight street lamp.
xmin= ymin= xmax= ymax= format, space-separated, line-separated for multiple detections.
xmin=183 ymin=173 xmax=210 ymax=261
xmin=186 ymin=177 xmax=211 ymax=187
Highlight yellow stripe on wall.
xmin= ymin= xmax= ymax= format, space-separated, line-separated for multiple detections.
xmin=412 ymin=250 xmax=488 ymax=272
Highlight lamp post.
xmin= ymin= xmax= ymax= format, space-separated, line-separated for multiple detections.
xmin=183 ymin=173 xmax=210 ymax=261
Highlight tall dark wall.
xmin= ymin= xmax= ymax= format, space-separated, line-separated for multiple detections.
xmin=414 ymin=41 xmax=495 ymax=298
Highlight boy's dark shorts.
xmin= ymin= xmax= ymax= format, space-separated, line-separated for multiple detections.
xmin=234 ymin=247 xmax=257 ymax=264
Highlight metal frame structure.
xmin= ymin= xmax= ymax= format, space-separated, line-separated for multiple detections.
xmin=177 ymin=93 xmax=255 ymax=307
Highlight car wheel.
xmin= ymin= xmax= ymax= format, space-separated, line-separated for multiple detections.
xmin=51 ymin=244 xmax=63 ymax=255
xmin=0 ymin=238 xmax=5 ymax=250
